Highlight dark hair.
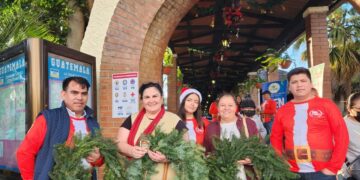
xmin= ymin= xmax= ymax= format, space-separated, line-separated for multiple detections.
xmin=139 ymin=82 xmax=163 ymax=99
xmin=240 ymin=98 xmax=256 ymax=109
xmin=347 ymin=92 xmax=360 ymax=111
xmin=262 ymin=90 xmax=271 ymax=95
xmin=178 ymin=93 xmax=203 ymax=128
xmin=217 ymin=92 xmax=237 ymax=105
xmin=287 ymin=92 xmax=294 ymax=101
xmin=287 ymin=67 xmax=312 ymax=82
xmin=62 ymin=76 xmax=90 ymax=91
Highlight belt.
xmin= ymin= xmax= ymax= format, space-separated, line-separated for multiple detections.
xmin=285 ymin=146 xmax=332 ymax=163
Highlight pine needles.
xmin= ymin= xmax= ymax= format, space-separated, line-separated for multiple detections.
xmin=207 ymin=136 xmax=298 ymax=180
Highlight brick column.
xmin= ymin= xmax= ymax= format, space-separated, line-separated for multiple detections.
xmin=167 ymin=55 xmax=177 ymax=113
xmin=303 ymin=6 xmax=331 ymax=99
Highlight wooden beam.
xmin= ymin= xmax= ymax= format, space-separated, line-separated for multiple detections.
xmin=270 ymin=0 xmax=341 ymax=49
xmin=171 ymin=31 xmax=213 ymax=43
xmin=241 ymin=10 xmax=290 ymax=24
xmin=173 ymin=42 xmax=269 ymax=47
xmin=176 ymin=24 xmax=284 ymax=30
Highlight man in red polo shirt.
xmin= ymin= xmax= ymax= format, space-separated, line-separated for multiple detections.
xmin=270 ymin=67 xmax=349 ymax=180
xmin=261 ymin=90 xmax=277 ymax=134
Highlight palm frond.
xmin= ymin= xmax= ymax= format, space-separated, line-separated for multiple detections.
xmin=0 ymin=7 xmax=57 ymax=51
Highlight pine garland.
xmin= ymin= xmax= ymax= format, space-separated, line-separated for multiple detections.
xmin=126 ymin=128 xmax=209 ymax=180
xmin=207 ymin=136 xmax=299 ymax=180
xmin=49 ymin=131 xmax=126 ymax=180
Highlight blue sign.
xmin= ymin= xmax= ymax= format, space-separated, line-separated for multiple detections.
xmin=262 ymin=80 xmax=288 ymax=109
xmin=48 ymin=55 xmax=93 ymax=109
xmin=0 ymin=54 xmax=26 ymax=172
xmin=0 ymin=54 xmax=26 ymax=87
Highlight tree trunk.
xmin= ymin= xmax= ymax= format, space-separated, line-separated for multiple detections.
xmin=66 ymin=0 xmax=85 ymax=50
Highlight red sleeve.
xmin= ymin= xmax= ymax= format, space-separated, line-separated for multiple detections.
xmin=16 ymin=115 xmax=47 ymax=180
xmin=209 ymin=102 xmax=218 ymax=115
xmin=324 ymin=101 xmax=349 ymax=173
xmin=270 ymin=110 xmax=284 ymax=156
xmin=90 ymin=156 xmax=104 ymax=167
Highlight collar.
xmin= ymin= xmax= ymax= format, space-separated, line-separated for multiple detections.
xmin=66 ymin=107 xmax=87 ymax=118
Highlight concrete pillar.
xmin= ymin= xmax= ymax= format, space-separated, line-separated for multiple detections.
xmin=303 ymin=6 xmax=332 ymax=99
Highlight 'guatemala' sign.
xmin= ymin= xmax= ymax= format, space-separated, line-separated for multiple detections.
xmin=48 ymin=53 xmax=93 ymax=109
xmin=262 ymin=80 xmax=288 ymax=109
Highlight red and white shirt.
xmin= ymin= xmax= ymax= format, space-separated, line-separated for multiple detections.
xmin=270 ymin=97 xmax=349 ymax=174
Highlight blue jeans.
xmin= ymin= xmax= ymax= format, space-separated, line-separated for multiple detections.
xmin=263 ymin=118 xmax=274 ymax=135
xmin=298 ymin=171 xmax=336 ymax=180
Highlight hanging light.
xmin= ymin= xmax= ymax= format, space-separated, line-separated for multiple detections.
xmin=211 ymin=80 xmax=216 ymax=84
xmin=210 ymin=16 xmax=215 ymax=28
xmin=221 ymin=39 xmax=230 ymax=48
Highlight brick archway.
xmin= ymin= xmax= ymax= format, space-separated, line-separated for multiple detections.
xmin=139 ymin=0 xmax=198 ymax=84
xmin=81 ymin=0 xmax=198 ymax=140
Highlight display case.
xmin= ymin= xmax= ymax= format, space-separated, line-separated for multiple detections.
xmin=0 ymin=38 xmax=96 ymax=172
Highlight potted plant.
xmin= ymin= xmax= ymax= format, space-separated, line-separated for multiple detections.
xmin=255 ymin=48 xmax=293 ymax=72
xmin=163 ymin=47 xmax=173 ymax=75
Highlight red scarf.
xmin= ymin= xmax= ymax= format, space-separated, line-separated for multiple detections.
xmin=127 ymin=106 xmax=165 ymax=146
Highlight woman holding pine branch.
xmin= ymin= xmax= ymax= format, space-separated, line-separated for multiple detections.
xmin=116 ymin=82 xmax=188 ymax=180
xmin=204 ymin=93 xmax=259 ymax=180
xmin=178 ymin=87 xmax=210 ymax=146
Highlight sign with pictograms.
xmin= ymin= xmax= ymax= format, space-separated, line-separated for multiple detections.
xmin=112 ymin=72 xmax=138 ymax=118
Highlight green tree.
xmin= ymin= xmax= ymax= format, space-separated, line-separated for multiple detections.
xmin=0 ymin=0 xmax=90 ymax=49
xmin=0 ymin=5 xmax=55 ymax=51
xmin=293 ymin=4 xmax=360 ymax=101
xmin=328 ymin=7 xmax=360 ymax=100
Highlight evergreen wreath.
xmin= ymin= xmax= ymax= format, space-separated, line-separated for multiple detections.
xmin=126 ymin=128 xmax=209 ymax=180
xmin=49 ymin=131 xmax=126 ymax=180
xmin=207 ymin=136 xmax=299 ymax=180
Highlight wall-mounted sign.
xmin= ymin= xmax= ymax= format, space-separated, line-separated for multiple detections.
xmin=48 ymin=53 xmax=93 ymax=109
xmin=0 ymin=53 xmax=27 ymax=171
xmin=112 ymin=72 xmax=139 ymax=118
xmin=309 ymin=63 xmax=324 ymax=97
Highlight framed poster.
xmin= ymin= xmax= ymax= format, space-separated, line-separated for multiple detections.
xmin=47 ymin=53 xmax=93 ymax=109
xmin=0 ymin=52 xmax=27 ymax=172
xmin=112 ymin=72 xmax=139 ymax=118
xmin=42 ymin=41 xmax=96 ymax=114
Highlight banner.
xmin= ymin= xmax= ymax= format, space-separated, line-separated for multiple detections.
xmin=112 ymin=72 xmax=139 ymax=118
xmin=48 ymin=53 xmax=93 ymax=109
xmin=262 ymin=80 xmax=288 ymax=109
xmin=309 ymin=63 xmax=325 ymax=97
xmin=0 ymin=54 xmax=26 ymax=171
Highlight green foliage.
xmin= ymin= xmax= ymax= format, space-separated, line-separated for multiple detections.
xmin=207 ymin=136 xmax=298 ymax=180
xmin=1 ymin=0 xmax=89 ymax=45
xmin=49 ymin=131 xmax=126 ymax=180
xmin=0 ymin=6 xmax=56 ymax=51
xmin=163 ymin=47 xmax=174 ymax=67
xmin=239 ymin=76 xmax=264 ymax=95
xmin=126 ymin=128 xmax=209 ymax=180
xmin=255 ymin=48 xmax=293 ymax=72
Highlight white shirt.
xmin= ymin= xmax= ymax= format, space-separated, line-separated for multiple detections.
xmin=220 ymin=120 xmax=240 ymax=140
xmin=185 ymin=121 xmax=197 ymax=142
